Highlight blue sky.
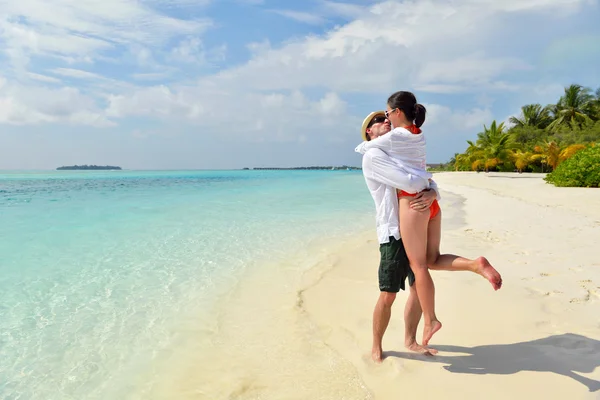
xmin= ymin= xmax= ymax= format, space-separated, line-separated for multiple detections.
xmin=1 ymin=0 xmax=599 ymax=170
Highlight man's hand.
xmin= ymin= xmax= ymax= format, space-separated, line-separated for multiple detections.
xmin=409 ymin=189 xmax=436 ymax=211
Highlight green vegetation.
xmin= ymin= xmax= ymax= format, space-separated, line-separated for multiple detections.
xmin=441 ymin=84 xmax=600 ymax=187
xmin=544 ymin=145 xmax=600 ymax=187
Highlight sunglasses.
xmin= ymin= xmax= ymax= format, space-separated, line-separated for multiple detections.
xmin=369 ymin=116 xmax=388 ymax=127
xmin=384 ymin=108 xmax=397 ymax=118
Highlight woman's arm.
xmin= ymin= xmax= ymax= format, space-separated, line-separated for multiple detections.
xmin=355 ymin=129 xmax=412 ymax=155
xmin=362 ymin=149 xmax=430 ymax=194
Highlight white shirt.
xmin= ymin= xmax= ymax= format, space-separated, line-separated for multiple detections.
xmin=355 ymin=126 xmax=432 ymax=186
xmin=358 ymin=147 xmax=440 ymax=244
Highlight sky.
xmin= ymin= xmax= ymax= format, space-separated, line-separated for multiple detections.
xmin=1 ymin=0 xmax=599 ymax=170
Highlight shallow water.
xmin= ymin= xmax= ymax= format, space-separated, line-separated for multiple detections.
xmin=0 ymin=170 xmax=376 ymax=399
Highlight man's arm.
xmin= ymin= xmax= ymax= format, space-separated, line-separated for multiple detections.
xmin=362 ymin=148 xmax=429 ymax=193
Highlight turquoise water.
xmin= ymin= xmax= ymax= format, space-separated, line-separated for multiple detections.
xmin=0 ymin=170 xmax=375 ymax=399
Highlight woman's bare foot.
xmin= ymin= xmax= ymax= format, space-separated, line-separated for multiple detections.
xmin=372 ymin=346 xmax=384 ymax=363
xmin=422 ymin=320 xmax=442 ymax=346
xmin=476 ymin=256 xmax=502 ymax=290
xmin=405 ymin=339 xmax=438 ymax=355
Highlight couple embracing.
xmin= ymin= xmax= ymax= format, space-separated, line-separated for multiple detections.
xmin=355 ymin=90 xmax=503 ymax=362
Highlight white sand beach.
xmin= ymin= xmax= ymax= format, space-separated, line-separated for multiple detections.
xmin=302 ymin=172 xmax=600 ymax=399
xmin=148 ymin=172 xmax=600 ymax=399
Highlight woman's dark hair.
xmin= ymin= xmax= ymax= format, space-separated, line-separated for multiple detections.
xmin=387 ymin=91 xmax=427 ymax=128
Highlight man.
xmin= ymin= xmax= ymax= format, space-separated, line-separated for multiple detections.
xmin=357 ymin=111 xmax=502 ymax=362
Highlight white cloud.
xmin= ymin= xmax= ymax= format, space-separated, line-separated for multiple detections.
xmin=170 ymin=37 xmax=204 ymax=63
xmin=0 ymin=0 xmax=212 ymax=68
xmin=169 ymin=37 xmax=227 ymax=64
xmin=316 ymin=92 xmax=346 ymax=115
xmin=270 ymin=9 xmax=328 ymax=25
xmin=0 ymin=76 xmax=113 ymax=127
xmin=105 ymin=86 xmax=353 ymax=143
xmin=424 ymin=104 xmax=494 ymax=132
xmin=131 ymin=72 xmax=173 ymax=81
xmin=415 ymin=53 xmax=533 ymax=92
xmin=201 ymin=0 xmax=565 ymax=95
xmin=51 ymin=68 xmax=107 ymax=80
xmin=26 ymin=72 xmax=61 ymax=84
xmin=479 ymin=0 xmax=593 ymax=12
xmin=320 ymin=1 xmax=368 ymax=19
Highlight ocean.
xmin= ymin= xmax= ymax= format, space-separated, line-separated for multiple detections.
xmin=0 ymin=170 xmax=377 ymax=399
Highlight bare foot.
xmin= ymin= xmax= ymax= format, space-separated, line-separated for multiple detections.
xmin=476 ymin=256 xmax=502 ymax=290
xmin=422 ymin=320 xmax=442 ymax=346
xmin=372 ymin=346 xmax=383 ymax=363
xmin=406 ymin=340 xmax=438 ymax=355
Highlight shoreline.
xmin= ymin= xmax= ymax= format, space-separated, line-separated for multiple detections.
xmin=130 ymin=225 xmax=378 ymax=399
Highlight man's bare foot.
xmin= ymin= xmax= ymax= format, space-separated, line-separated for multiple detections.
xmin=422 ymin=320 xmax=442 ymax=346
xmin=372 ymin=346 xmax=383 ymax=363
xmin=476 ymin=256 xmax=502 ymax=290
xmin=406 ymin=340 xmax=438 ymax=355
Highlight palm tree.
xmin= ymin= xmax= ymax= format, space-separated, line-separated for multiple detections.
xmin=559 ymin=144 xmax=587 ymax=163
xmin=454 ymin=141 xmax=484 ymax=171
xmin=454 ymin=153 xmax=468 ymax=171
xmin=592 ymin=87 xmax=600 ymax=120
xmin=476 ymin=120 xmax=506 ymax=147
xmin=511 ymin=150 xmax=533 ymax=173
xmin=475 ymin=120 xmax=514 ymax=171
xmin=509 ymin=104 xmax=552 ymax=129
xmin=547 ymin=84 xmax=596 ymax=132
xmin=531 ymin=141 xmax=561 ymax=171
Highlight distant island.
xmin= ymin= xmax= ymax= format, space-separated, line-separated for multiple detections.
xmin=57 ymin=165 xmax=122 ymax=171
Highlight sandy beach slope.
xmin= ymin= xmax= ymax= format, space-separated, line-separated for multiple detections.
xmin=302 ymin=172 xmax=600 ymax=399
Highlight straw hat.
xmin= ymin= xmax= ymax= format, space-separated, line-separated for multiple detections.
xmin=360 ymin=111 xmax=386 ymax=141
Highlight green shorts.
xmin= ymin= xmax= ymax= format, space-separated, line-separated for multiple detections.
xmin=379 ymin=236 xmax=415 ymax=292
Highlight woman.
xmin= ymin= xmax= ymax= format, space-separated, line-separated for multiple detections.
xmin=356 ymin=91 xmax=440 ymax=345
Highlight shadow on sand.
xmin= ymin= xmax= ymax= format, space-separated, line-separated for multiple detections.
xmin=384 ymin=333 xmax=600 ymax=392
xmin=485 ymin=174 xmax=545 ymax=179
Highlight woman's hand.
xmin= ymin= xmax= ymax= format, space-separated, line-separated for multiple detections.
xmin=409 ymin=189 xmax=436 ymax=211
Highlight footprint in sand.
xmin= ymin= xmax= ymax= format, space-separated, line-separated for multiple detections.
xmin=522 ymin=272 xmax=555 ymax=282
xmin=576 ymin=280 xmax=600 ymax=301
xmin=570 ymin=291 xmax=592 ymax=303
xmin=462 ymin=228 xmax=503 ymax=243
xmin=569 ymin=281 xmax=596 ymax=303
xmin=540 ymin=290 xmax=563 ymax=297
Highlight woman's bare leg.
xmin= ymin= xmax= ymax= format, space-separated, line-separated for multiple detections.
xmin=399 ymin=197 xmax=441 ymax=346
xmin=426 ymin=210 xmax=502 ymax=290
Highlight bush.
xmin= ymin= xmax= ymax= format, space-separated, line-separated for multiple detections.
xmin=544 ymin=144 xmax=600 ymax=187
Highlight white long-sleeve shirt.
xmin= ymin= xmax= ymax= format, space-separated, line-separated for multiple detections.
xmin=355 ymin=127 xmax=432 ymax=188
xmin=359 ymin=147 xmax=440 ymax=244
